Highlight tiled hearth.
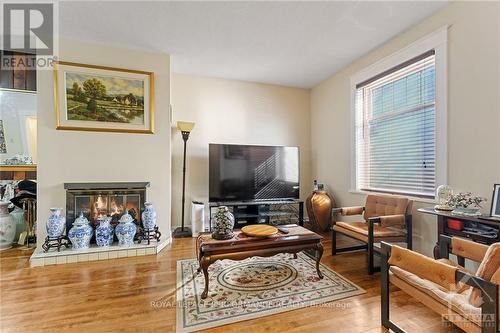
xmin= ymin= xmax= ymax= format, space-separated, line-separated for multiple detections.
xmin=30 ymin=182 xmax=171 ymax=267
xmin=30 ymin=239 xmax=170 ymax=267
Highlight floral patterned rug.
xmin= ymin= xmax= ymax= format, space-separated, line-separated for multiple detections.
xmin=176 ymin=253 xmax=365 ymax=332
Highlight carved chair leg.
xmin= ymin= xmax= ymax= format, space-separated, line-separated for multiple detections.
xmin=200 ymin=257 xmax=210 ymax=299
xmin=316 ymin=243 xmax=324 ymax=279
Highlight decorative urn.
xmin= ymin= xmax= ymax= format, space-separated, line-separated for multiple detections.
xmin=95 ymin=216 xmax=114 ymax=247
xmin=306 ymin=190 xmax=336 ymax=232
xmin=46 ymin=208 xmax=66 ymax=238
xmin=0 ymin=202 xmax=16 ymax=250
xmin=211 ymin=206 xmax=235 ymax=240
xmin=68 ymin=212 xmax=93 ymax=250
xmin=115 ymin=210 xmax=137 ymax=247
xmin=141 ymin=202 xmax=157 ymax=231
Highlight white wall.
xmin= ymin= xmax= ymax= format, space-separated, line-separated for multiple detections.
xmin=170 ymin=73 xmax=311 ymax=228
xmin=37 ymin=39 xmax=171 ymax=248
xmin=311 ymin=2 xmax=500 ymax=256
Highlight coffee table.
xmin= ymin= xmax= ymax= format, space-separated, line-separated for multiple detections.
xmin=195 ymin=224 xmax=324 ymax=299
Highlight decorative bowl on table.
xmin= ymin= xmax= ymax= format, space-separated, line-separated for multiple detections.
xmin=241 ymin=224 xmax=278 ymax=238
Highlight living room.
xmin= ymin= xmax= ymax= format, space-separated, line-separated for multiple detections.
xmin=0 ymin=1 xmax=499 ymax=332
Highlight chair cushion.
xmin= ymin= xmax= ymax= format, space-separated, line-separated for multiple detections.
xmin=469 ymin=243 xmax=500 ymax=307
xmin=390 ymin=266 xmax=482 ymax=326
xmin=364 ymin=194 xmax=411 ymax=220
xmin=389 ymin=245 xmax=458 ymax=289
xmin=335 ymin=221 xmax=406 ymax=237
xmin=437 ymin=258 xmax=473 ymax=293
xmin=341 ymin=206 xmax=364 ymax=216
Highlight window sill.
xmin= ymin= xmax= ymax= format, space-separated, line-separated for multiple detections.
xmin=348 ymin=189 xmax=436 ymax=204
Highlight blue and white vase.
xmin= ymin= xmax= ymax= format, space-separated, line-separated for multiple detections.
xmin=68 ymin=212 xmax=93 ymax=250
xmin=141 ymin=202 xmax=157 ymax=231
xmin=46 ymin=208 xmax=65 ymax=238
xmin=115 ymin=211 xmax=137 ymax=247
xmin=212 ymin=206 xmax=235 ymax=240
xmin=95 ymin=216 xmax=114 ymax=247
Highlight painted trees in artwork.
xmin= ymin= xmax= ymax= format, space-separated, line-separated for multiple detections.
xmin=82 ymin=78 xmax=106 ymax=112
xmin=66 ymin=72 xmax=145 ymax=124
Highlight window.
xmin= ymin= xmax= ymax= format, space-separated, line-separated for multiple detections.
xmin=354 ymin=51 xmax=438 ymax=198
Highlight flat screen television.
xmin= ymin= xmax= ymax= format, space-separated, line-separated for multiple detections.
xmin=209 ymin=144 xmax=299 ymax=202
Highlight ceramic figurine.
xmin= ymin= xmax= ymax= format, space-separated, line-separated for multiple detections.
xmin=0 ymin=202 xmax=16 ymax=250
xmin=95 ymin=216 xmax=114 ymax=247
xmin=115 ymin=210 xmax=137 ymax=247
xmin=46 ymin=208 xmax=66 ymax=238
xmin=211 ymin=206 xmax=234 ymax=240
xmin=68 ymin=212 xmax=93 ymax=250
xmin=141 ymin=202 xmax=157 ymax=231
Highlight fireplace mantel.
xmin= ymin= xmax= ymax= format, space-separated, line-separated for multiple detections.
xmin=64 ymin=182 xmax=150 ymax=190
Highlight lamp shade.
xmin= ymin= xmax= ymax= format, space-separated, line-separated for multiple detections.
xmin=177 ymin=121 xmax=195 ymax=132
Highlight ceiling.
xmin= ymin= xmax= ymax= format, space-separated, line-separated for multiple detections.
xmin=59 ymin=1 xmax=450 ymax=88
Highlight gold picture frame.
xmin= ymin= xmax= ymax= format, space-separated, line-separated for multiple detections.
xmin=53 ymin=61 xmax=155 ymax=134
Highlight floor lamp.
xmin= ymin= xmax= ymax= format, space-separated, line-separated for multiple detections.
xmin=173 ymin=121 xmax=195 ymax=238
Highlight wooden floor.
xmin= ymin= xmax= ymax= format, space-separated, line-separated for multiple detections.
xmin=0 ymin=234 xmax=462 ymax=333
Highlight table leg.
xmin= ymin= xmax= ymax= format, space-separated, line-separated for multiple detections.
xmin=200 ymin=256 xmax=210 ymax=299
xmin=315 ymin=243 xmax=324 ymax=279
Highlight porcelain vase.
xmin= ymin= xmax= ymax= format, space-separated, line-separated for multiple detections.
xmin=10 ymin=207 xmax=25 ymax=242
xmin=141 ymin=202 xmax=157 ymax=231
xmin=68 ymin=212 xmax=93 ymax=250
xmin=96 ymin=216 xmax=114 ymax=247
xmin=0 ymin=202 xmax=16 ymax=250
xmin=212 ymin=206 xmax=235 ymax=240
xmin=46 ymin=208 xmax=66 ymax=238
xmin=115 ymin=211 xmax=137 ymax=247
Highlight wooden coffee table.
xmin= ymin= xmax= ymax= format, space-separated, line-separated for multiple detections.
xmin=195 ymin=224 xmax=323 ymax=299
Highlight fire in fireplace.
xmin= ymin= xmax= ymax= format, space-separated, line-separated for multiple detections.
xmin=64 ymin=182 xmax=149 ymax=233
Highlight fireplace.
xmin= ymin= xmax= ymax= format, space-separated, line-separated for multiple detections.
xmin=64 ymin=182 xmax=150 ymax=234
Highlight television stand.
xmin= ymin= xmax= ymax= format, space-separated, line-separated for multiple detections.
xmin=208 ymin=199 xmax=304 ymax=231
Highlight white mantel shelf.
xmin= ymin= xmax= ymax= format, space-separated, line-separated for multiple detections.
xmin=29 ymin=237 xmax=171 ymax=267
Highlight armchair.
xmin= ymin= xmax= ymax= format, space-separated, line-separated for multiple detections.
xmin=381 ymin=235 xmax=499 ymax=333
xmin=332 ymin=194 xmax=413 ymax=274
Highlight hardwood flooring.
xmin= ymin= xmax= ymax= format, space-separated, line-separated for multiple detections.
xmin=0 ymin=235 xmax=462 ymax=333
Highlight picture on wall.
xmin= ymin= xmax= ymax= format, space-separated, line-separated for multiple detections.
xmin=54 ymin=61 xmax=155 ymax=133
xmin=491 ymin=184 xmax=500 ymax=218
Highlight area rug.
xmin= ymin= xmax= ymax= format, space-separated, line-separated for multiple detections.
xmin=176 ymin=253 xmax=365 ymax=332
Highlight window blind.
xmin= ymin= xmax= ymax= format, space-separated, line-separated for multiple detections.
xmin=355 ymin=51 xmax=436 ymax=198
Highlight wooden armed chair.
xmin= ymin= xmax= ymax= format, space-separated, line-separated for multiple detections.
xmin=331 ymin=194 xmax=413 ymax=274
xmin=381 ymin=235 xmax=499 ymax=333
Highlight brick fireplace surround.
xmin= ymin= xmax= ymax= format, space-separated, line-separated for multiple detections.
xmin=30 ymin=182 xmax=170 ymax=267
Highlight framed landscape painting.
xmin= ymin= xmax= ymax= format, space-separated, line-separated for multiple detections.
xmin=54 ymin=61 xmax=154 ymax=133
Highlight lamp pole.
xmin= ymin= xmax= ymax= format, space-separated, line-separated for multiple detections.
xmin=173 ymin=126 xmax=193 ymax=238
xmin=180 ymin=130 xmax=189 ymax=232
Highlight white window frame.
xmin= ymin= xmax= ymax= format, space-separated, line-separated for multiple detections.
xmin=350 ymin=27 xmax=448 ymax=201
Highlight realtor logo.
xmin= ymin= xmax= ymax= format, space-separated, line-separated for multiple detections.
xmin=3 ymin=2 xmax=54 ymax=55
